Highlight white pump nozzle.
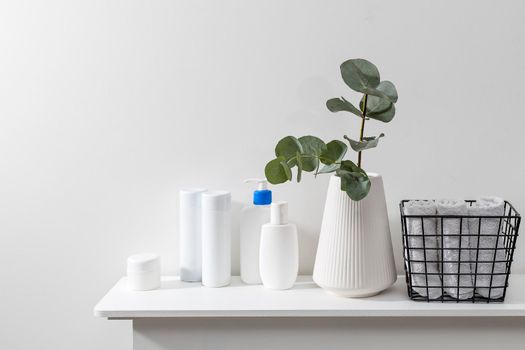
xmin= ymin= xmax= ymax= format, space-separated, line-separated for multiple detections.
xmin=270 ymin=201 xmax=288 ymax=225
xmin=244 ymin=178 xmax=268 ymax=191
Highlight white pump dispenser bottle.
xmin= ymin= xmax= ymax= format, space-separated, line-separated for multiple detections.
xmin=240 ymin=178 xmax=272 ymax=284
xmin=259 ymin=201 xmax=299 ymax=290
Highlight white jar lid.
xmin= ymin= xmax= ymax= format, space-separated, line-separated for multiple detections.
xmin=202 ymin=190 xmax=231 ymax=211
xmin=127 ymin=253 xmax=160 ymax=273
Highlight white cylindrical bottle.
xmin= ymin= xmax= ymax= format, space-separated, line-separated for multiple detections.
xmin=179 ymin=188 xmax=206 ymax=282
xmin=201 ymin=191 xmax=231 ymax=287
xmin=260 ymin=201 xmax=298 ymax=290
xmin=240 ymin=178 xmax=272 ymax=284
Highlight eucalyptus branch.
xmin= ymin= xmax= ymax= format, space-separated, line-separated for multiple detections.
xmin=264 ymin=58 xmax=398 ymax=201
xmin=357 ymin=94 xmax=368 ymax=168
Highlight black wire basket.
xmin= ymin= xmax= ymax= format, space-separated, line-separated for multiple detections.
xmin=400 ymin=199 xmax=521 ymax=303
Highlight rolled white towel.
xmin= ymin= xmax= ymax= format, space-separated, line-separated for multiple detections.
xmin=404 ymin=200 xmax=442 ymax=299
xmin=469 ymin=196 xmax=506 ymax=299
xmin=436 ymin=199 xmax=474 ymax=299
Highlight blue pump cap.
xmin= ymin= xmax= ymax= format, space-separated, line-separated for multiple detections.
xmin=254 ymin=189 xmax=272 ymax=205
xmin=244 ymin=178 xmax=272 ymax=206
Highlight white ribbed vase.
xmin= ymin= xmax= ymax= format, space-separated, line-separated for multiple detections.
xmin=312 ymin=173 xmax=396 ymax=297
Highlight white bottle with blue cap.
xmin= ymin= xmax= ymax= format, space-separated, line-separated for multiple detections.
xmin=240 ymin=178 xmax=272 ymax=284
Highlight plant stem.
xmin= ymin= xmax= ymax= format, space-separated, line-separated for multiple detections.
xmin=357 ymin=94 xmax=368 ymax=168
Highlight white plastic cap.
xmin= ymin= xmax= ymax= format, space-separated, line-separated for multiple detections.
xmin=270 ymin=201 xmax=288 ymax=225
xmin=180 ymin=188 xmax=207 ymax=207
xmin=244 ymin=178 xmax=268 ymax=191
xmin=127 ymin=253 xmax=161 ymax=273
xmin=202 ymin=191 xmax=231 ymax=211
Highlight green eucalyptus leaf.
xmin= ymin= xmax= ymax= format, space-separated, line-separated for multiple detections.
xmin=376 ymin=81 xmax=398 ymax=103
xmin=265 ymin=157 xmax=290 ymax=184
xmin=298 ymin=155 xmax=317 ymax=172
xmin=339 ymin=159 xmax=365 ymax=174
xmin=336 ymin=168 xmax=371 ymax=201
xmin=360 ymin=95 xmax=391 ymax=115
xmin=317 ymin=163 xmax=340 ymax=174
xmin=296 ymin=151 xmax=303 ymax=182
xmin=321 ymin=140 xmax=347 ymax=165
xmin=344 ymin=133 xmax=385 ymax=152
xmin=364 ymin=86 xmax=395 ymax=103
xmin=275 ymin=136 xmax=303 ymax=166
xmin=359 ymin=81 xmax=398 ymax=119
xmin=368 ymin=103 xmax=396 ymax=123
xmin=326 ymin=97 xmax=362 ymax=117
xmin=280 ymin=159 xmax=292 ymax=181
xmin=298 ymin=136 xmax=327 ymax=172
xmin=340 ymin=59 xmax=380 ymax=93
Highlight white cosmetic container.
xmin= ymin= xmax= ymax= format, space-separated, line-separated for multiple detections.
xmin=240 ymin=179 xmax=272 ymax=284
xmin=260 ymin=201 xmax=298 ymax=290
xmin=179 ymin=188 xmax=207 ymax=282
xmin=201 ymin=191 xmax=231 ymax=287
xmin=127 ymin=253 xmax=161 ymax=291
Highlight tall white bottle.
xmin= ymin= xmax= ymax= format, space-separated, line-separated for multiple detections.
xmin=201 ymin=191 xmax=231 ymax=288
xmin=260 ymin=201 xmax=298 ymax=290
xmin=240 ymin=179 xmax=272 ymax=284
xmin=179 ymin=188 xmax=206 ymax=282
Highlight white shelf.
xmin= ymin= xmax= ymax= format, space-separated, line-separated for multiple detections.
xmin=94 ymin=275 xmax=525 ymax=319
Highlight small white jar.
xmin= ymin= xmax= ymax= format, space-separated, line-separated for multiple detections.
xmin=127 ymin=253 xmax=161 ymax=291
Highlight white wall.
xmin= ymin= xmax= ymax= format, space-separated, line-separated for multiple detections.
xmin=1 ymin=1 xmax=525 ymax=349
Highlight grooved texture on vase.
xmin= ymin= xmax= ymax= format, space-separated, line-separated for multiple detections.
xmin=313 ymin=174 xmax=396 ymax=297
